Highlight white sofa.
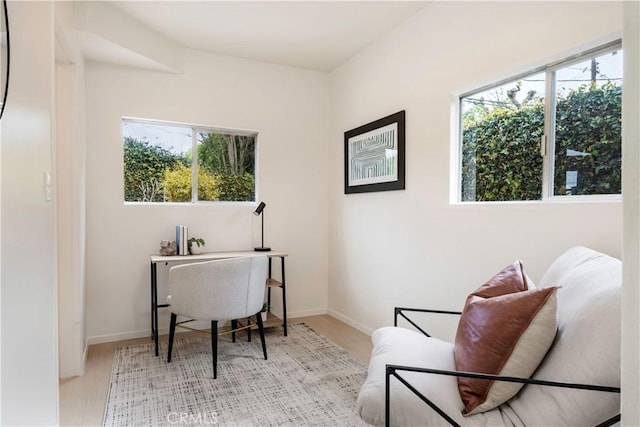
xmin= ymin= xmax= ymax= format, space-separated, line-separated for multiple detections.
xmin=356 ymin=246 xmax=621 ymax=426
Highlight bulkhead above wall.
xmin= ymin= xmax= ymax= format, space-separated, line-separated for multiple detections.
xmin=73 ymin=1 xmax=184 ymax=73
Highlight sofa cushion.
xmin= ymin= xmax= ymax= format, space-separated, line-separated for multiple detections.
xmin=455 ymin=261 xmax=558 ymax=415
xmin=505 ymin=247 xmax=621 ymax=426
xmin=356 ymin=327 xmax=507 ymax=426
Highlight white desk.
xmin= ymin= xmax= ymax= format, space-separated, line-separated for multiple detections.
xmin=150 ymin=250 xmax=288 ymax=356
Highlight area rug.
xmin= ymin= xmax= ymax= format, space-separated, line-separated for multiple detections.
xmin=103 ymin=323 xmax=370 ymax=426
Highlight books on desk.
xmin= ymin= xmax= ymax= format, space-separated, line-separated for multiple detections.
xmin=176 ymin=225 xmax=188 ymax=256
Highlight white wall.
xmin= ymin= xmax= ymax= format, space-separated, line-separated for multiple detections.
xmin=329 ymin=1 xmax=623 ymax=340
xmin=1 ymin=1 xmax=58 ymax=425
xmin=55 ymin=0 xmax=88 ymax=379
xmin=85 ymin=51 xmax=330 ymax=342
xmin=55 ymin=15 xmax=88 ymax=377
xmin=622 ymin=2 xmax=640 ymax=425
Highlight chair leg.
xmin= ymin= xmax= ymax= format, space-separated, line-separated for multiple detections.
xmin=211 ymin=320 xmax=218 ymax=379
xmin=248 ymin=317 xmax=252 ymax=342
xmin=231 ymin=320 xmax=237 ymax=343
xmin=167 ymin=313 xmax=177 ymax=363
xmin=256 ymin=313 xmax=267 ymax=360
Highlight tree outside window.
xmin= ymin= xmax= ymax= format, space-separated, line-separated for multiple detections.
xmin=123 ymin=120 xmax=256 ymax=203
xmin=460 ymin=43 xmax=622 ymax=202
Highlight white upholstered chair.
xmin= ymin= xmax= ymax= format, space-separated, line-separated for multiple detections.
xmin=356 ymin=247 xmax=621 ymax=426
xmin=166 ymin=255 xmax=269 ymax=379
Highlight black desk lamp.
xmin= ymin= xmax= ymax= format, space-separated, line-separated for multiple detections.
xmin=253 ymin=201 xmax=271 ymax=252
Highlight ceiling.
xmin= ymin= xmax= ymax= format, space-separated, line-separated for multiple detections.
xmin=108 ymin=1 xmax=428 ymax=72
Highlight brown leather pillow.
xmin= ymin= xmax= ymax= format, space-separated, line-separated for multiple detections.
xmin=454 ymin=261 xmax=558 ymax=415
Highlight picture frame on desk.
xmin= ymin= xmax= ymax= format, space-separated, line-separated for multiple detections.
xmin=344 ymin=110 xmax=405 ymax=194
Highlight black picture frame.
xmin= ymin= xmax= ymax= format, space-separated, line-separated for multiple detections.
xmin=344 ymin=110 xmax=405 ymax=194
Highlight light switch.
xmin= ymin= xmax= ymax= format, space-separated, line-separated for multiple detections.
xmin=44 ymin=171 xmax=52 ymax=201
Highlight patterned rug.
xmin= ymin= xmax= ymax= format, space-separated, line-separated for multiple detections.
xmin=103 ymin=323 xmax=370 ymax=426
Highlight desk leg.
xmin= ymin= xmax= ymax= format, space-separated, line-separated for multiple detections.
xmin=267 ymin=258 xmax=272 ymax=315
xmin=151 ymin=262 xmax=159 ymax=357
xmin=281 ymin=256 xmax=287 ymax=336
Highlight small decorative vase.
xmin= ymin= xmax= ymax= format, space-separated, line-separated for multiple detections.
xmin=189 ymin=244 xmax=204 ymax=255
xmin=261 ymin=311 xmax=268 ymax=322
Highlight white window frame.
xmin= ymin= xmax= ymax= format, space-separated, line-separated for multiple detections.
xmin=123 ymin=117 xmax=259 ymax=204
xmin=451 ymin=38 xmax=622 ymax=204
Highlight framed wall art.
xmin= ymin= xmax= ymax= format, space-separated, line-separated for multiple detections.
xmin=344 ymin=110 xmax=405 ymax=194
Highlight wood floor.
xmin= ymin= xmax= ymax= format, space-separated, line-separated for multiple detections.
xmin=59 ymin=315 xmax=372 ymax=427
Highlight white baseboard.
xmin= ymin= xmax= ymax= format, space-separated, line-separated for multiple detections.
xmin=327 ymin=309 xmax=374 ymax=336
xmin=88 ymin=309 xmax=348 ymax=345
xmin=286 ymin=308 xmax=328 ymax=318
xmin=81 ymin=340 xmax=88 ymax=375
xmin=88 ymin=320 xmax=212 ymax=345
xmin=88 ymin=329 xmax=153 ymax=345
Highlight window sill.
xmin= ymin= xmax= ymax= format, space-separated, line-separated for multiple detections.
xmin=451 ymin=195 xmax=622 ymax=206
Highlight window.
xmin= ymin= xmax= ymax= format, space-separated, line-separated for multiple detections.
xmin=123 ymin=119 xmax=256 ymax=203
xmin=458 ymin=41 xmax=622 ymax=202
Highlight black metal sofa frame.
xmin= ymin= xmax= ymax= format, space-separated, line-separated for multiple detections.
xmin=385 ymin=307 xmax=621 ymax=427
